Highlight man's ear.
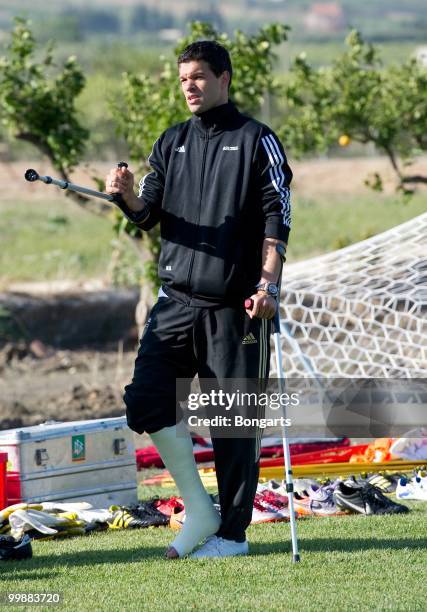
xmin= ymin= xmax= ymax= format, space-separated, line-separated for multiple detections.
xmin=221 ymin=71 xmax=231 ymax=90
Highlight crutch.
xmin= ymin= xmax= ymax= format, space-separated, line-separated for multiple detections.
xmin=245 ymin=243 xmax=300 ymax=562
xmin=24 ymin=162 xmax=129 ymax=207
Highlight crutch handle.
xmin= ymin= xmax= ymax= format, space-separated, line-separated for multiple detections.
xmin=24 ymin=168 xmax=39 ymax=182
xmin=113 ymin=162 xmax=129 ymax=206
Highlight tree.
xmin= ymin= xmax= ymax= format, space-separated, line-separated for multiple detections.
xmin=280 ymin=30 xmax=427 ymax=195
xmin=0 ymin=19 xmax=102 ymax=212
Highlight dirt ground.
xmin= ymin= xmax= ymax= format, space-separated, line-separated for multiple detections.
xmin=0 ymin=340 xmax=137 ymax=431
xmin=4 ymin=155 xmax=427 ymax=202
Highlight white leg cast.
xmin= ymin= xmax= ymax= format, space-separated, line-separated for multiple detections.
xmin=150 ymin=422 xmax=221 ymax=557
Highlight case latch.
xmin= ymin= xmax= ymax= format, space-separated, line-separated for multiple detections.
xmin=35 ymin=448 xmax=49 ymax=466
xmin=113 ymin=438 xmax=126 ymax=455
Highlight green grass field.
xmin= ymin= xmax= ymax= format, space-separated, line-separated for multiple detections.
xmin=0 ymin=198 xmax=115 ymax=285
xmin=1 ymin=192 xmax=425 ymax=285
xmin=0 ymin=485 xmax=426 ymax=611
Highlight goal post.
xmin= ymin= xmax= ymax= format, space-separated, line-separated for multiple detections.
xmin=277 ymin=212 xmax=427 ymax=378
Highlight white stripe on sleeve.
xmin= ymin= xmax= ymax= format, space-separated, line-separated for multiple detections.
xmin=261 ymin=134 xmax=291 ymax=228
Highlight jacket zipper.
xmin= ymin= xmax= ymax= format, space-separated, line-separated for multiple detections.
xmin=186 ymin=129 xmax=210 ymax=293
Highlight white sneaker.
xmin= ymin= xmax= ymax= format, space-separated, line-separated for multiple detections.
xmin=396 ymin=477 xmax=427 ymax=501
xmin=269 ymin=478 xmax=319 ymax=496
xmin=190 ymin=536 xmax=249 ymax=559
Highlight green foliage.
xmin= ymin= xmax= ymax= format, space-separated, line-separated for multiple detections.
xmin=280 ymin=30 xmax=427 ymax=190
xmin=108 ymin=238 xmax=144 ymax=287
xmin=0 ymin=17 xmax=88 ymax=174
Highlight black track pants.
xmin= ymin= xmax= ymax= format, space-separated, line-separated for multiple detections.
xmin=124 ymin=295 xmax=271 ymax=541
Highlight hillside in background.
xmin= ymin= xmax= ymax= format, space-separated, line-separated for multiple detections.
xmin=0 ymin=0 xmax=426 ymax=44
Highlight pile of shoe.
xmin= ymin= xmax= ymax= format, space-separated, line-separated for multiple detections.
xmin=396 ymin=472 xmax=427 ymax=501
xmin=132 ymin=468 xmax=420 ymax=533
xmin=265 ymin=473 xmax=412 ymax=518
xmin=0 ymin=500 xmax=173 ymax=539
xmin=253 ymin=479 xmax=346 ymax=522
xmin=162 ymin=471 xmax=412 ymax=528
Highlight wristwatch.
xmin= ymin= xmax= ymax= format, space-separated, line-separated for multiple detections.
xmin=255 ymin=282 xmax=279 ymax=297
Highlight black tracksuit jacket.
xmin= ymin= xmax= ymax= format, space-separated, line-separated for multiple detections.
xmin=121 ymin=102 xmax=292 ymax=307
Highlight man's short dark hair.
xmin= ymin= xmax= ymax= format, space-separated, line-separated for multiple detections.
xmin=177 ymin=40 xmax=232 ymax=87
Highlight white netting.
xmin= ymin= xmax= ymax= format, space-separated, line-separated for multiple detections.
xmin=277 ymin=212 xmax=427 ymax=378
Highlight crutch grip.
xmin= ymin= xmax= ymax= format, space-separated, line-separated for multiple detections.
xmin=24 ymin=168 xmax=39 ymax=182
xmin=114 ymin=162 xmax=129 ymax=206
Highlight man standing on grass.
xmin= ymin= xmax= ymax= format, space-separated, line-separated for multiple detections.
xmin=106 ymin=41 xmax=292 ymax=559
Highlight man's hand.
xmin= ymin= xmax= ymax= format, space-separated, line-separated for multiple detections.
xmin=105 ymin=165 xmax=139 ymax=209
xmin=245 ymin=292 xmax=277 ymax=319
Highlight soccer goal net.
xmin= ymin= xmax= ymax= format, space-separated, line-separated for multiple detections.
xmin=278 ymin=212 xmax=427 ymax=378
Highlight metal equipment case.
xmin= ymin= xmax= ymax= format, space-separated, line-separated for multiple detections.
xmin=0 ymin=417 xmax=138 ymax=507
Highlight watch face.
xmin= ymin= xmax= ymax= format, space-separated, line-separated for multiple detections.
xmin=267 ymin=283 xmax=278 ymax=296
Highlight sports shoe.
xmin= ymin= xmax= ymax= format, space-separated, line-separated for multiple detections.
xmin=0 ymin=535 xmax=32 ymax=561
xmin=108 ymin=503 xmax=169 ymax=529
xmin=267 ymin=479 xmax=288 ymax=497
xmin=356 ymin=473 xmax=397 ymax=494
xmin=367 ymin=486 xmax=409 ymax=514
xmin=306 ymin=484 xmax=347 ymax=517
xmin=169 ymin=506 xmax=186 ymax=530
xmin=292 ymin=491 xmax=315 ymax=516
xmin=293 ymin=478 xmax=321 ymax=495
xmin=413 ymin=471 xmax=427 ymax=486
xmin=334 ymin=481 xmax=409 ymax=515
xmin=190 ymin=536 xmax=248 ymax=559
xmin=396 ymin=477 xmax=427 ymax=501
xmin=251 ymin=505 xmax=283 ymax=524
xmin=169 ymin=501 xmax=221 ymax=531
xmin=386 ymin=473 xmax=409 ymax=492
xmin=253 ymin=489 xmax=291 ymax=520
xmin=153 ymin=497 xmax=184 ymax=518
xmin=140 ymin=502 xmax=171 ymax=526
xmin=0 ymin=521 xmax=10 ymax=534
xmin=251 ymin=496 xmax=289 ymax=524
xmin=257 ymin=488 xmax=288 ymax=509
